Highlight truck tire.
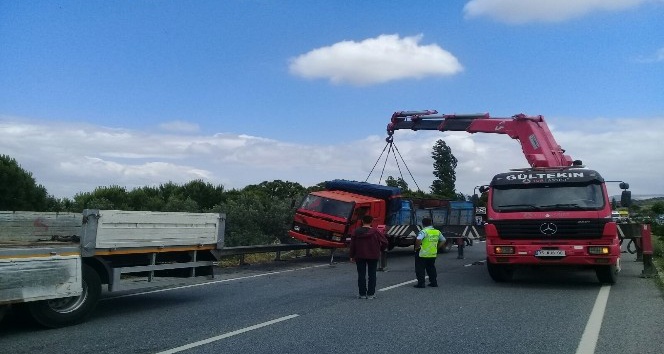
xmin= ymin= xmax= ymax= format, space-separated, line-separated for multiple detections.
xmin=27 ymin=264 xmax=102 ymax=328
xmin=595 ymin=265 xmax=618 ymax=284
xmin=487 ymin=260 xmax=514 ymax=282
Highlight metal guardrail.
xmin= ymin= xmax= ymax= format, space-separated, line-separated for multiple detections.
xmin=215 ymin=243 xmax=325 ymax=263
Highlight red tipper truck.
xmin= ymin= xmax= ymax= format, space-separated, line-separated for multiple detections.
xmin=387 ymin=111 xmax=631 ymax=284
xmin=288 ymin=180 xmax=482 ymax=251
xmin=288 ymin=180 xmax=417 ymax=249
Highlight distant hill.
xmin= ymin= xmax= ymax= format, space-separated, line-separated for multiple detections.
xmin=610 ymin=194 xmax=664 ymax=201
xmin=632 ymin=195 xmax=664 ymax=200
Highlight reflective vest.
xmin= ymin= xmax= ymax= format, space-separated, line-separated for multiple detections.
xmin=419 ymin=227 xmax=441 ymax=258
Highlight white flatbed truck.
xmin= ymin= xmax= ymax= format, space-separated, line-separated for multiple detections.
xmin=0 ymin=209 xmax=225 ymax=328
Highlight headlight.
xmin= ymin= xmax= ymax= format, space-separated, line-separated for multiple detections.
xmin=588 ymin=246 xmax=610 ymax=255
xmin=494 ymin=246 xmax=515 ymax=254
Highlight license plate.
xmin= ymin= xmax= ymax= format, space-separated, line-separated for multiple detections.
xmin=535 ymin=249 xmax=566 ymax=257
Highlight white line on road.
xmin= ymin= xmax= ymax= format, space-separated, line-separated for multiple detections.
xmin=378 ymin=279 xmax=418 ymax=291
xmin=155 ymin=314 xmax=299 ymax=354
xmin=103 ymin=264 xmax=329 ymax=300
xmin=575 ymin=285 xmax=611 ymax=354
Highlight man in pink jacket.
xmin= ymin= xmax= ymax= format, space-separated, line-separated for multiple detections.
xmin=349 ymin=215 xmax=388 ymax=299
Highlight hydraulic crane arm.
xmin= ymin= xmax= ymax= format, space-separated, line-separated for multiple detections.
xmin=386 ymin=110 xmax=574 ymax=168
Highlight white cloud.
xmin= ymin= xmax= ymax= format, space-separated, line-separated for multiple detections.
xmin=0 ymin=116 xmax=662 ymax=199
xmin=463 ymin=0 xmax=650 ymax=24
xmin=634 ymin=47 xmax=664 ymax=63
xmin=289 ymin=34 xmax=463 ymax=86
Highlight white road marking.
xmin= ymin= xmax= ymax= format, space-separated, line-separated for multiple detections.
xmin=378 ymin=279 xmax=417 ymax=291
xmin=575 ymin=285 xmax=611 ymax=354
xmin=103 ymin=264 xmax=329 ymax=300
xmin=155 ymin=314 xmax=299 ymax=354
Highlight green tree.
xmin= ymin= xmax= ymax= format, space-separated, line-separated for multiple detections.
xmin=243 ymin=180 xmax=306 ymax=200
xmin=127 ymin=186 xmax=165 ymax=211
xmin=72 ymin=185 xmax=129 ymax=210
xmin=178 ymin=180 xmax=224 ymax=211
xmin=651 ymin=202 xmax=664 ymax=215
xmin=430 ymin=140 xmax=458 ymax=199
xmin=0 ymin=155 xmax=50 ymax=211
xmin=213 ymin=191 xmax=272 ymax=246
xmin=385 ymin=176 xmax=410 ymax=192
xmin=163 ymin=195 xmax=200 ymax=212
xmin=241 ymin=180 xmax=306 ymax=243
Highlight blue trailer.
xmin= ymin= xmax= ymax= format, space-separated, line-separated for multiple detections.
xmin=414 ymin=200 xmax=480 ymax=251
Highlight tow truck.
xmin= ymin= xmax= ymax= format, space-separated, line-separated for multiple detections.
xmin=387 ymin=111 xmax=631 ymax=284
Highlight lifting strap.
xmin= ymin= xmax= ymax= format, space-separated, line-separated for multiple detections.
xmin=365 ymin=136 xmax=422 ymax=192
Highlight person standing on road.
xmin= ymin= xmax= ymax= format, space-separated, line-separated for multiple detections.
xmin=456 ymin=236 xmax=465 ymax=260
xmin=349 ymin=215 xmax=388 ymax=299
xmin=414 ymin=217 xmax=446 ymax=288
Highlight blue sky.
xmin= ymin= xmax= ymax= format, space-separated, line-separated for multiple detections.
xmin=1 ymin=0 xmax=663 ymax=199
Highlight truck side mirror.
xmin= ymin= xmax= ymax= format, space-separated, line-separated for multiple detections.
xmin=479 ymin=186 xmax=489 ymax=194
xmin=619 ymin=182 xmax=629 ymax=190
xmin=621 ymin=190 xmax=632 ymax=207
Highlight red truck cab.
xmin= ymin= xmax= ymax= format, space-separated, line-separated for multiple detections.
xmin=483 ymin=167 xmax=622 ymax=283
xmin=289 ymin=190 xmax=386 ymax=248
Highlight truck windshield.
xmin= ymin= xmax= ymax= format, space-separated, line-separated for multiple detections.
xmin=299 ymin=195 xmax=354 ymax=219
xmin=492 ymin=183 xmax=605 ymax=212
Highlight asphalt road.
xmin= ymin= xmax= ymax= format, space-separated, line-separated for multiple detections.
xmin=1 ymin=243 xmax=663 ymax=354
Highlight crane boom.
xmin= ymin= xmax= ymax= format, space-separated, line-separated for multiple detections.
xmin=386 ymin=110 xmax=574 ymax=168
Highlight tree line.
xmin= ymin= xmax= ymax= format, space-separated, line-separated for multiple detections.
xmin=0 ymin=142 xmax=467 ymax=246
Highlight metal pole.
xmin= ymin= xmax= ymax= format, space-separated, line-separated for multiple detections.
xmin=378 ymin=250 xmax=388 ymax=271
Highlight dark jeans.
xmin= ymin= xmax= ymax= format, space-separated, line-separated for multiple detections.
xmin=356 ymin=258 xmax=378 ymax=296
xmin=415 ymin=255 xmax=437 ymax=286
xmin=457 ymin=238 xmax=465 ymax=258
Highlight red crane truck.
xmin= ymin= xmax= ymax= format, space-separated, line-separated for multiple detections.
xmin=387 ymin=111 xmax=631 ymax=284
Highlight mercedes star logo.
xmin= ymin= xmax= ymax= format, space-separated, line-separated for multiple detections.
xmin=540 ymin=222 xmax=558 ymax=235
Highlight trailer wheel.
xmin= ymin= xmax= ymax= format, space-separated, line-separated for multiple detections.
xmin=487 ymin=260 xmax=514 ymax=282
xmin=27 ymin=264 xmax=102 ymax=328
xmin=595 ymin=265 xmax=618 ymax=284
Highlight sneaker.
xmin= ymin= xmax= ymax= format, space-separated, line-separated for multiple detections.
xmin=358 ymin=295 xmax=367 ymax=299
xmin=413 ymin=284 xmax=426 ymax=288
xmin=367 ymin=295 xmax=376 ymax=299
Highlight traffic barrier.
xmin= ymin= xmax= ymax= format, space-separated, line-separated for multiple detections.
xmin=640 ymin=224 xmax=657 ymax=278
xmin=214 ymin=243 xmax=322 ymax=265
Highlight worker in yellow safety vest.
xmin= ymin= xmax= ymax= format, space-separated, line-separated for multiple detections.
xmin=413 ymin=217 xmax=446 ymax=288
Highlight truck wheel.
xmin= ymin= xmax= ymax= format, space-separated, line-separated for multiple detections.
xmin=595 ymin=265 xmax=618 ymax=284
xmin=487 ymin=260 xmax=514 ymax=282
xmin=27 ymin=264 xmax=102 ymax=328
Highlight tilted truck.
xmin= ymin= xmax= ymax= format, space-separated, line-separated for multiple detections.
xmin=0 ymin=209 xmax=224 ymax=327
xmin=288 ymin=179 xmax=480 ymax=250
xmin=387 ymin=110 xmax=631 ymax=284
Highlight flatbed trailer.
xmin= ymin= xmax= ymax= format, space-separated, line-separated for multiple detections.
xmin=0 ymin=209 xmax=225 ymax=327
